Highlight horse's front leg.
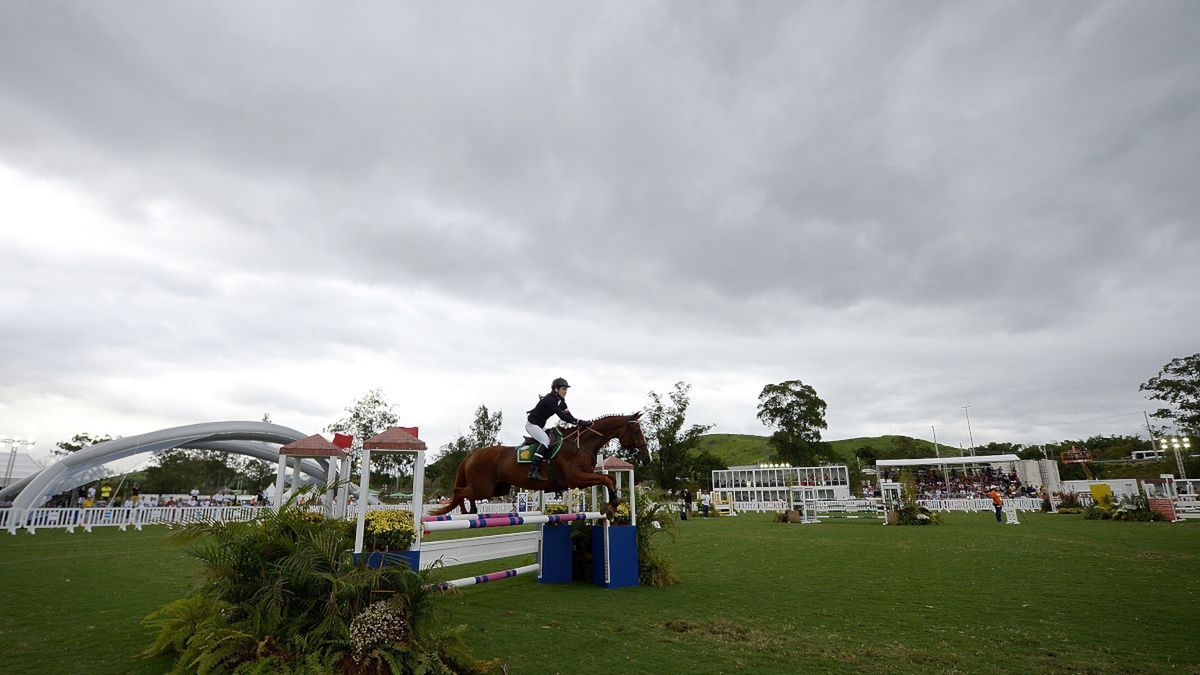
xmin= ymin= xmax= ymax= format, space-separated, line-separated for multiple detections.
xmin=573 ymin=472 xmax=620 ymax=514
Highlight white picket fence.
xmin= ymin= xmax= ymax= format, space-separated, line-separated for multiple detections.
xmin=3 ymin=501 xmax=539 ymax=534
xmin=918 ymin=497 xmax=1045 ymax=512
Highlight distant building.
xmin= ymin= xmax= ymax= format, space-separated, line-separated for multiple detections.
xmin=711 ymin=463 xmax=851 ymax=512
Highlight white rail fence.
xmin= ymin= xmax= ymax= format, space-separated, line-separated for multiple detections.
xmin=4 ymin=501 xmax=540 ymax=534
xmin=729 ymin=497 xmax=1048 ymax=514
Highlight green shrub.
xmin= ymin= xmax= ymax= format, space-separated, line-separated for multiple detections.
xmin=143 ymin=486 xmax=481 ymax=673
xmin=892 ymin=471 xmax=943 ymax=526
xmin=633 ymin=488 xmax=681 ymax=586
xmin=566 ymin=488 xmax=680 ymax=586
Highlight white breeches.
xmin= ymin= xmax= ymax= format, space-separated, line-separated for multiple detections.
xmin=525 ymin=422 xmax=550 ymax=450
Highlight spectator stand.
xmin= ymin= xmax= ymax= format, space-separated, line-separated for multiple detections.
xmin=875 ymin=454 xmax=1026 ymax=518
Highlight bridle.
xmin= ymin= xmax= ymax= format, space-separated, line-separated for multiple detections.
xmin=563 ymin=417 xmax=647 ymax=457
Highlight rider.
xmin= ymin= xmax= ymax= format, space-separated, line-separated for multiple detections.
xmin=526 ymin=377 xmax=591 ymax=481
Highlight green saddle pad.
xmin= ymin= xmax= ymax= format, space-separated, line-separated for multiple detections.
xmin=516 ymin=428 xmax=563 ymax=463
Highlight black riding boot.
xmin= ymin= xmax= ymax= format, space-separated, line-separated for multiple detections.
xmin=527 ymin=447 xmax=548 ymax=481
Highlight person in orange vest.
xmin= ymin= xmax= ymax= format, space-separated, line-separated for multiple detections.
xmin=986 ymin=486 xmax=1004 ymax=524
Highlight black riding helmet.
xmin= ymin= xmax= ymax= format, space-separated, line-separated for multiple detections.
xmin=551 ymin=377 xmax=570 ymax=390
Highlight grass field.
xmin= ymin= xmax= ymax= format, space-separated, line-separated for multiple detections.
xmin=3 ymin=513 xmax=1199 ymax=674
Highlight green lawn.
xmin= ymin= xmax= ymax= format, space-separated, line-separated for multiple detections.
xmin=3 ymin=514 xmax=1199 ymax=674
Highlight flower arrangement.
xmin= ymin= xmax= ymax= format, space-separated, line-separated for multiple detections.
xmin=610 ymin=502 xmax=632 ymax=526
xmin=544 ymin=503 xmax=569 ymax=515
xmin=364 ymin=509 xmax=415 ymax=551
xmin=349 ymin=599 xmax=408 ymax=663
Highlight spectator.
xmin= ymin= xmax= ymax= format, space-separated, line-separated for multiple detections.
xmin=681 ymin=488 xmax=692 ymax=521
xmin=700 ymin=489 xmax=711 ymax=518
xmin=986 ymin=486 xmax=1004 ymax=524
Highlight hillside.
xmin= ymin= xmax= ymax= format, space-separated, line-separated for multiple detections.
xmin=697 ymin=433 xmax=962 ymax=467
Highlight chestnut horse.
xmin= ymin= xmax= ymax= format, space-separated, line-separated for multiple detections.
xmin=429 ymin=412 xmax=650 ymax=516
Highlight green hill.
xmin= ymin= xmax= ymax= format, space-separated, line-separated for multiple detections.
xmin=694 ymin=434 xmax=772 ymax=466
xmin=697 ymin=433 xmax=958 ymax=467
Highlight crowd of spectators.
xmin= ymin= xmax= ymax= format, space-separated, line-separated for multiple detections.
xmin=877 ymin=467 xmax=1038 ymax=499
xmin=0 ymin=483 xmax=275 ymax=509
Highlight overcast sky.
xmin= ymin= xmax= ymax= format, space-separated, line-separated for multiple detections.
xmin=2 ymin=2 xmax=1197 ymax=464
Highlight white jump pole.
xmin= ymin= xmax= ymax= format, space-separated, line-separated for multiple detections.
xmin=354 ymin=447 xmax=371 ymax=555
xmin=274 ymin=455 xmax=288 ymax=511
xmin=324 ymin=460 xmax=337 ymax=515
xmin=290 ymin=456 xmax=301 ymax=501
xmin=337 ymin=456 xmax=351 ymax=519
xmin=410 ymin=448 xmax=425 ymax=554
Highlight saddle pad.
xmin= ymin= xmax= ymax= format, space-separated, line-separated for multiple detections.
xmin=515 ymin=428 xmax=563 ymax=463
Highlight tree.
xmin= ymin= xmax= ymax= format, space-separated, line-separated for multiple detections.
xmin=428 ymin=405 xmax=503 ymax=496
xmin=141 ymin=449 xmax=251 ymax=494
xmin=1140 ymin=353 xmax=1200 ymax=433
xmin=54 ymin=432 xmax=114 ymax=456
xmin=326 ymin=389 xmax=404 ymax=480
xmin=756 ymin=380 xmax=835 ymax=466
xmin=690 ymin=450 xmax=727 ymax=490
xmin=642 ymin=382 xmax=714 ymax=489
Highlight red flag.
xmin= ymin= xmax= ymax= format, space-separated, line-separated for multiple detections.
xmin=332 ymin=433 xmax=353 ymax=449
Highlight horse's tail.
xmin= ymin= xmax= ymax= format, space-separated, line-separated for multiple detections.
xmin=428 ymin=461 xmax=469 ymax=516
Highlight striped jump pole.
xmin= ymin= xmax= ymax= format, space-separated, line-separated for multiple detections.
xmin=434 ymin=563 xmax=541 ymax=591
xmin=421 ymin=511 xmax=543 ymax=523
xmin=424 ymin=511 xmax=605 ymax=533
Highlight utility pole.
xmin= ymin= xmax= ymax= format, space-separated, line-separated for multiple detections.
xmin=963 ymin=406 xmax=976 ymax=457
xmin=1143 ymin=411 xmax=1157 ymax=454
xmin=933 ymin=426 xmax=949 ymax=486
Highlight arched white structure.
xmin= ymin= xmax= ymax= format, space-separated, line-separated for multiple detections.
xmin=2 ymin=421 xmax=326 ymax=511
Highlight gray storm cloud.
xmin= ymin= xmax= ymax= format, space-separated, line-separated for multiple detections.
xmin=1 ymin=2 xmax=1197 ymax=454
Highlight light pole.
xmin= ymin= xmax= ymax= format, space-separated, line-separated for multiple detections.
xmin=1164 ymin=435 xmax=1191 ymax=480
xmin=962 ymin=406 xmax=976 ymax=457
xmin=2 ymin=436 xmax=37 ymax=489
xmin=932 ymin=426 xmax=950 ymax=487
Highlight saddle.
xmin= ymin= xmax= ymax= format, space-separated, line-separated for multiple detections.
xmin=515 ymin=428 xmax=564 ymax=463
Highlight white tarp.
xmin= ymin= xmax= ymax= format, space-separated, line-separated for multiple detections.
xmin=876 ymin=454 xmax=1021 ymax=468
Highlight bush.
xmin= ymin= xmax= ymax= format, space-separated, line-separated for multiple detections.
xmin=633 ymin=488 xmax=682 ymax=586
xmin=565 ymin=487 xmax=680 ymax=587
xmin=1056 ymin=492 xmax=1082 ymax=509
xmin=892 ymin=471 xmax=943 ymax=526
xmin=143 ymin=486 xmax=481 ymax=673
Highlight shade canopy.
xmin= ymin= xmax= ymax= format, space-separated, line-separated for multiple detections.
xmin=876 ymin=454 xmax=1021 ymax=468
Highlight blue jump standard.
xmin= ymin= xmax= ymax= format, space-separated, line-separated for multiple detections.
xmin=358 ymin=522 xmax=639 ymax=589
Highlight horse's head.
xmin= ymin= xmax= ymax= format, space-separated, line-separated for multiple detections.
xmin=620 ymin=412 xmax=651 ymax=466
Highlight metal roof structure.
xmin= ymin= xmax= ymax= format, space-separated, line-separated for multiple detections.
xmin=876 ymin=454 xmax=1021 ymax=468
xmin=1 ymin=421 xmax=316 ymax=511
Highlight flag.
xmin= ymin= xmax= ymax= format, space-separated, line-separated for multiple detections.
xmin=332 ymin=433 xmax=353 ymax=449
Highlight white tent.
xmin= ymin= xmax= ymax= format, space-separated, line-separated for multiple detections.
xmin=2 ymin=452 xmax=45 ymax=489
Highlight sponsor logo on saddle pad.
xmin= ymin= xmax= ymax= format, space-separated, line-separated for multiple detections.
xmin=515 ymin=429 xmax=564 ymax=463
